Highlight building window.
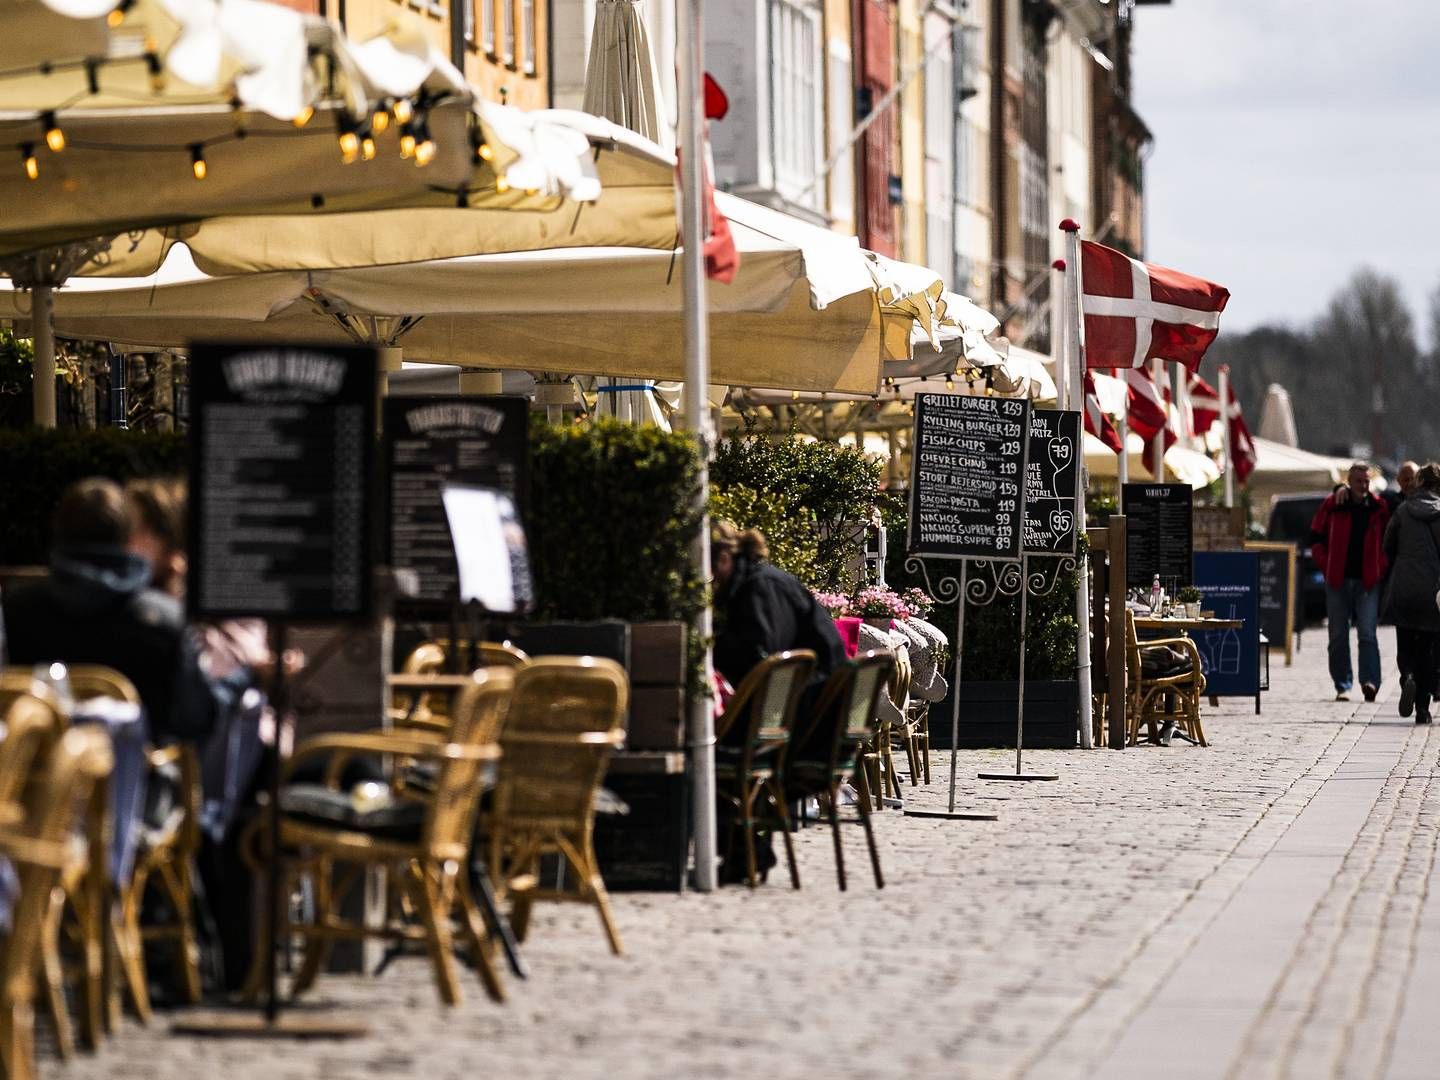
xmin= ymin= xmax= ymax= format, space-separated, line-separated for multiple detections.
xmin=924 ymin=14 xmax=953 ymax=279
xmin=502 ymin=0 xmax=515 ymax=66
xmin=481 ymin=0 xmax=495 ymax=53
xmin=521 ymin=0 xmax=535 ymax=74
xmin=462 ymin=0 xmax=475 ymax=44
xmin=768 ymin=0 xmax=823 ymax=209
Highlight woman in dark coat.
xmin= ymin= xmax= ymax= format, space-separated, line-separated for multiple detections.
xmin=1382 ymin=463 xmax=1440 ymax=723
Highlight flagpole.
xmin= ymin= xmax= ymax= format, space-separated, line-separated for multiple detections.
xmin=1061 ymin=220 xmax=1094 ymax=751
xmin=1118 ymin=410 xmax=1129 ymax=488
xmin=1150 ymin=356 xmax=1166 ymax=478
xmin=678 ymin=0 xmax=717 ymax=893
xmin=1219 ymin=363 xmax=1235 ymax=508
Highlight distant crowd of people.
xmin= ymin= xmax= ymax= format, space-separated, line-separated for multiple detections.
xmin=1309 ymin=460 xmax=1440 ymax=723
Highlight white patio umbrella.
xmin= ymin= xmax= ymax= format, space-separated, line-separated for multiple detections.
xmin=20 ymin=191 xmax=943 ymax=394
xmin=582 ymin=0 xmax=672 ymax=425
xmin=1083 ymin=431 xmax=1221 ymax=489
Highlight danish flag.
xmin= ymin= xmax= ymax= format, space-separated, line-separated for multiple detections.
xmin=1081 ymin=240 xmax=1229 ymax=372
xmin=1189 ymin=369 xmax=1257 ymax=482
xmin=1083 ymin=371 xmax=1123 ymax=454
xmin=1124 ymin=367 xmax=1167 ymax=443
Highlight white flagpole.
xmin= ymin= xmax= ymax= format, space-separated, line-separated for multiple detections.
xmin=1118 ymin=410 xmax=1130 ymax=487
xmin=1219 ymin=363 xmax=1235 ymax=509
xmin=1150 ymin=355 xmax=1166 ymax=478
xmin=678 ymin=0 xmax=717 ymax=893
xmin=1062 ymin=221 xmax=1094 ymax=750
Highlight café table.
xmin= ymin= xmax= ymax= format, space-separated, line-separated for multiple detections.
xmin=1131 ymin=613 xmax=1244 ymax=746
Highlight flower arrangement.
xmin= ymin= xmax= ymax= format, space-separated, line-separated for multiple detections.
xmin=853 ymin=585 xmax=911 ymax=622
xmin=812 ymin=590 xmax=852 ymax=618
xmin=901 ymin=587 xmax=935 ymax=619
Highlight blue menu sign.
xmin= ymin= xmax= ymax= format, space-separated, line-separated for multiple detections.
xmin=1191 ymin=551 xmax=1260 ymax=699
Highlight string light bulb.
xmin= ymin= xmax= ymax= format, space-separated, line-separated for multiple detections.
xmin=946 ymin=374 xmax=955 ymax=391
xmin=361 ymin=135 xmax=377 ymax=160
xmin=524 ymin=187 xmax=539 ymax=197
xmin=145 ymin=50 xmax=165 ymax=93
xmin=107 ymin=0 xmax=133 ymax=27
xmin=494 ymin=174 xmax=511 ymax=194
xmin=392 ymin=98 xmax=413 ymax=125
xmin=476 ymin=141 xmax=494 ymax=162
xmin=338 ymin=126 xmax=359 ymax=164
xmin=371 ymin=108 xmax=390 ymax=134
xmin=20 ymin=144 xmax=37 ymax=181
xmin=189 ymin=143 xmax=206 ymax=180
xmin=42 ymin=112 xmax=64 ymax=152
xmin=291 ymin=104 xmax=314 ymax=129
xmin=398 ymin=126 xmax=416 ymax=159
xmin=414 ymin=139 xmax=436 ymax=167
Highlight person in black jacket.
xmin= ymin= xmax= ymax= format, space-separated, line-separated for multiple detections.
xmin=1383 ymin=463 xmax=1440 ymax=724
xmin=2 ymin=478 xmax=216 ymax=745
xmin=712 ymin=521 xmax=846 ymax=698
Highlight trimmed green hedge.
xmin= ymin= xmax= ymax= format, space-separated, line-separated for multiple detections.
xmin=0 ymin=428 xmax=187 ymax=564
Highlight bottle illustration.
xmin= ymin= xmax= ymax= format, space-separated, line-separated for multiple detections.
xmin=1218 ymin=603 xmax=1242 ymax=674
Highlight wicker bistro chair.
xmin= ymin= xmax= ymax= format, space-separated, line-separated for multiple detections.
xmin=393 ymin=641 xmax=530 ymax=732
xmin=65 ymin=664 xmax=206 ymax=1024
xmin=0 ymin=725 xmax=113 ymax=1080
xmin=1124 ymin=611 xmax=1209 ymax=747
xmin=249 ymin=667 xmax=513 ymax=1006
xmin=488 ymin=657 xmax=629 ymax=955
xmin=784 ymin=652 xmax=894 ymax=891
xmin=713 ymin=650 xmax=816 ymax=889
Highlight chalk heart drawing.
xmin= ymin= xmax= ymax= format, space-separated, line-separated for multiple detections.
xmin=1049 ymin=508 xmax=1073 ymax=536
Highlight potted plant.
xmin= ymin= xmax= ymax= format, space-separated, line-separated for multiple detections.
xmin=853 ymin=585 xmax=909 ymax=630
xmin=1178 ymin=585 xmax=1203 ymax=618
xmin=812 ymin=590 xmax=852 ymax=619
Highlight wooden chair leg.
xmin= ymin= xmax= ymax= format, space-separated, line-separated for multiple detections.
xmin=575 ymin=837 xmax=623 ymax=956
xmin=826 ymin=790 xmax=847 ymax=892
xmin=1 ymin=1000 xmax=36 ymax=1080
xmin=767 ymin=779 xmax=801 ymax=891
xmin=292 ymin=858 xmax=333 ymax=998
xmin=39 ymin=893 xmax=74 ymax=1061
xmin=454 ymin=869 xmax=506 ymax=1002
xmin=163 ymin=859 xmax=203 ymax=1005
xmin=410 ymin=864 xmax=461 ymax=1006
xmin=857 ymin=795 xmax=884 ymax=889
xmin=117 ymin=876 xmax=152 ymax=1025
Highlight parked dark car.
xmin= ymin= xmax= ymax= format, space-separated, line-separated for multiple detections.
xmin=1267 ymin=493 xmax=1328 ymax=623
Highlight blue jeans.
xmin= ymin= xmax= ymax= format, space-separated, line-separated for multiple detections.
xmin=1327 ymin=580 xmax=1381 ymax=692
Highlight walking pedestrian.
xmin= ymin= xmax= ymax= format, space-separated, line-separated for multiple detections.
xmin=1383 ymin=462 xmax=1440 ymax=723
xmin=1309 ymin=463 xmax=1390 ymax=701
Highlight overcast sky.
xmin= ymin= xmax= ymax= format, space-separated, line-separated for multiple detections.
xmin=1130 ymin=1 xmax=1440 ymax=347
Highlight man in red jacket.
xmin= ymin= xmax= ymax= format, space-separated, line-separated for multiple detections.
xmin=1310 ymin=463 xmax=1390 ymax=701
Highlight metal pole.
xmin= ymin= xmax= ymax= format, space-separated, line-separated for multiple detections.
xmin=1015 ymin=555 xmax=1029 ymax=773
xmin=107 ymin=345 xmax=128 ymax=429
xmin=1219 ymin=363 xmax=1235 ymax=508
xmin=947 ymin=559 xmax=969 ymax=813
xmin=678 ymin=0 xmax=717 ymax=894
xmin=32 ymin=282 xmax=56 ymax=428
xmin=1150 ymin=355 xmax=1165 ymax=478
xmin=1118 ymin=411 xmax=1129 ymax=486
xmin=1064 ymin=223 xmax=1094 ymax=750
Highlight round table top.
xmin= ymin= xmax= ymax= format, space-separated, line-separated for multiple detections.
xmin=1133 ymin=614 xmax=1244 ymax=632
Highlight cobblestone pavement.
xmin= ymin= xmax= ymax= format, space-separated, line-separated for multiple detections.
xmin=52 ymin=629 xmax=1440 ymax=1080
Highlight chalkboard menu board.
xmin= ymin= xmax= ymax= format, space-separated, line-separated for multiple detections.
xmin=188 ymin=344 xmax=375 ymax=621
xmin=1024 ymin=409 xmax=1080 ymax=556
xmin=1245 ymin=541 xmax=1297 ymax=665
xmin=907 ymin=393 xmax=1029 ymax=562
xmin=1123 ymin=483 xmax=1193 ymax=589
xmin=384 ymin=396 xmax=527 ymax=609
xmin=1191 ymin=551 xmax=1261 ymax=698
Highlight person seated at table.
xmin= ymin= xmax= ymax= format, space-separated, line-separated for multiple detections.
xmin=125 ymin=476 xmax=272 ymax=993
xmin=2 ymin=478 xmax=215 ymax=745
xmin=711 ymin=520 xmax=847 ymax=738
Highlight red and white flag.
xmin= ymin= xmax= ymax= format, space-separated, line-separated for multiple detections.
xmin=1081 ymin=240 xmax=1229 ymax=372
xmin=1084 ymin=371 xmax=1124 ymax=454
xmin=1189 ymin=371 xmax=1257 ymax=482
xmin=1124 ymin=367 xmax=1167 ymax=443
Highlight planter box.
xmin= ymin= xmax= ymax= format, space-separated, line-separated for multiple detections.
xmin=629 ymin=621 xmax=688 ymax=686
xmin=593 ymin=754 xmax=689 ymax=892
xmin=927 ymin=679 xmax=1078 ymax=750
xmin=509 ymin=620 xmax=631 ymax=669
xmin=627 ymin=686 xmax=686 ymax=750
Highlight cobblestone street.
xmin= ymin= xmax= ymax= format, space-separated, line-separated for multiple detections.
xmin=54 ymin=629 xmax=1440 ymax=1080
